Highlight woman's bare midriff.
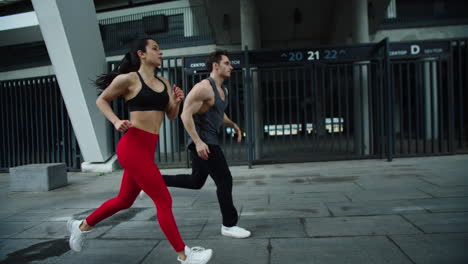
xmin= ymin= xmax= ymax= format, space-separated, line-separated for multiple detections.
xmin=129 ymin=111 xmax=165 ymax=134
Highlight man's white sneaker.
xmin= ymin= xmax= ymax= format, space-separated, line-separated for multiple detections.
xmin=139 ymin=190 xmax=146 ymax=200
xmin=178 ymin=246 xmax=213 ymax=264
xmin=67 ymin=219 xmax=90 ymax=252
xmin=221 ymin=225 xmax=251 ymax=238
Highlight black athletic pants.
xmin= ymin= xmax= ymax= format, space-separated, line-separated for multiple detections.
xmin=163 ymin=143 xmax=238 ymax=227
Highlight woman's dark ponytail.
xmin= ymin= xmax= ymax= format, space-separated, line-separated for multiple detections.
xmin=95 ymin=37 xmax=152 ymax=91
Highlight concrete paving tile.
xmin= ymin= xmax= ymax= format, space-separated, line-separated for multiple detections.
xmin=411 ymin=197 xmax=468 ymax=213
xmin=0 ymin=210 xmax=21 ymax=221
xmin=0 ymin=238 xmax=67 ymax=264
xmin=270 ymin=192 xmax=350 ymax=204
xmin=356 ymin=176 xmax=434 ymax=190
xmin=416 ymin=185 xmax=468 ymax=198
xmin=326 ymin=200 xmax=427 ymax=216
xmin=0 ymin=221 xmax=41 ymax=238
xmin=241 ymin=203 xmax=330 ymax=219
xmin=403 ymin=212 xmax=468 ymax=233
xmin=101 ymin=220 xmax=205 ymax=240
xmin=199 ymin=218 xmax=305 ymax=239
xmin=52 ymin=239 xmax=156 ymax=264
xmin=304 ymin=215 xmax=421 ymax=237
xmin=289 ymin=182 xmax=362 ymax=193
xmin=390 ymin=233 xmax=468 ymax=264
xmin=345 ymin=188 xmax=431 ymax=201
xmin=3 ymin=209 xmax=59 ymax=222
xmin=142 ymin=239 xmax=269 ymax=264
xmin=271 ymin=237 xmax=412 ymax=264
xmin=11 ymin=221 xmax=113 ymax=239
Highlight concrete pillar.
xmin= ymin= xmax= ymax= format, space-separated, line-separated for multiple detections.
xmin=240 ymin=0 xmax=262 ymax=159
xmin=240 ymin=0 xmax=261 ymax=49
xmin=351 ymin=0 xmax=371 ymax=155
xmin=423 ymin=59 xmax=439 ymax=140
xmin=32 ymin=0 xmax=112 ymax=163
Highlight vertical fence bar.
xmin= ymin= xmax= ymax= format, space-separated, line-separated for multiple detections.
xmin=337 ymin=65 xmax=343 ymax=153
xmin=360 ymin=64 xmax=365 ymax=156
xmin=273 ymin=69 xmax=278 ymax=159
xmin=265 ymin=70 xmax=270 ymax=157
xmin=406 ymin=63 xmax=412 ymax=154
xmin=430 ymin=60 xmax=436 ymax=153
xmin=437 ymin=60 xmax=444 ymax=152
xmin=321 ymin=65 xmax=326 ymax=152
xmin=345 ymin=64 xmax=351 ymax=156
xmin=295 ymin=68 xmax=300 ymax=150
xmin=385 ymin=39 xmax=393 ymax=161
xmin=448 ymin=45 xmax=456 ymax=153
xmin=288 ymin=69 xmax=293 ymax=153
xmin=378 ymin=59 xmax=385 ymax=159
xmin=243 ymin=47 xmax=253 ymax=168
xmin=235 ymin=71 xmax=241 ymax=160
xmin=17 ymin=81 xmax=25 ymax=165
xmin=417 ymin=62 xmax=422 ymax=153
xmin=398 ymin=63 xmax=403 ymax=154
xmin=457 ymin=42 xmax=463 ymax=148
xmin=0 ymin=83 xmax=6 ymax=168
xmin=280 ymin=70 xmax=285 ymax=152
xmin=330 ymin=66 xmax=335 ymax=152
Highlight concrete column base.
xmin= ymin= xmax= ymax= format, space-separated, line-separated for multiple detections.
xmin=81 ymin=155 xmax=121 ymax=173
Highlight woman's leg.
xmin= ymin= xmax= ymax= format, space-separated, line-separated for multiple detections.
xmin=132 ymin=164 xmax=185 ymax=252
xmin=85 ymin=169 xmax=141 ymax=226
xmin=67 ymin=169 xmax=141 ymax=252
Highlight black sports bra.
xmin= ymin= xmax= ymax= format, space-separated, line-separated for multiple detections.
xmin=127 ymin=72 xmax=169 ymax=112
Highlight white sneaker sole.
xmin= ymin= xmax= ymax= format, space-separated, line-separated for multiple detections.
xmin=221 ymin=231 xmax=251 ymax=239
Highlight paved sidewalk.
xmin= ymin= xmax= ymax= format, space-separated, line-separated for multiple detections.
xmin=1 ymin=155 xmax=468 ymax=264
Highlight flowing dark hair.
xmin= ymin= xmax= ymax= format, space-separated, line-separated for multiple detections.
xmin=95 ymin=37 xmax=152 ymax=91
xmin=205 ymin=50 xmax=229 ymax=72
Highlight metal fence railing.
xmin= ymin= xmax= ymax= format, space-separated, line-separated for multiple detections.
xmin=452 ymin=39 xmax=468 ymax=153
xmin=0 ymin=76 xmax=81 ymax=172
xmin=1 ymin=38 xmax=466 ymax=171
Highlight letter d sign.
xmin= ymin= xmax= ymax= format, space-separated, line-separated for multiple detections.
xmin=411 ymin=45 xmax=420 ymax=55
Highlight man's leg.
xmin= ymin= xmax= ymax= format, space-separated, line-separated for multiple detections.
xmin=205 ymin=146 xmax=238 ymax=223
xmin=163 ymin=144 xmax=210 ymax=189
xmin=206 ymin=145 xmax=250 ymax=238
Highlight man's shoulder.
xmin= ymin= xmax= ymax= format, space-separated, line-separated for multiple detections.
xmin=192 ymin=80 xmax=214 ymax=94
xmin=197 ymin=79 xmax=212 ymax=88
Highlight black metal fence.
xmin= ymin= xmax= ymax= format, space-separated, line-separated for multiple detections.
xmin=0 ymin=76 xmax=81 ymax=172
xmin=452 ymin=39 xmax=468 ymax=153
xmin=1 ymin=38 xmax=466 ymax=171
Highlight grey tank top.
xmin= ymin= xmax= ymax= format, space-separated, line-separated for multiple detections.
xmin=188 ymin=77 xmax=228 ymax=146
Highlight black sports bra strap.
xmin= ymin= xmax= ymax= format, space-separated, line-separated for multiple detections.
xmin=136 ymin=71 xmax=144 ymax=84
xmin=155 ymin=76 xmax=167 ymax=91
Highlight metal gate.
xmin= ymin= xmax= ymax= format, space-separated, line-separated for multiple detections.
xmin=0 ymin=76 xmax=82 ymax=171
xmin=248 ymin=43 xmax=389 ymax=164
xmin=181 ymin=38 xmax=467 ymax=166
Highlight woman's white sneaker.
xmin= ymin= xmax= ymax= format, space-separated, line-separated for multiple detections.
xmin=67 ymin=219 xmax=90 ymax=252
xmin=221 ymin=225 xmax=251 ymax=238
xmin=178 ymin=246 xmax=213 ymax=264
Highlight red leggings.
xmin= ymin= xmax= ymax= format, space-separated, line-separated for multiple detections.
xmin=86 ymin=127 xmax=185 ymax=252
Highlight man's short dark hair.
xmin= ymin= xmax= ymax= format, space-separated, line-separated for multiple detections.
xmin=205 ymin=50 xmax=229 ymax=72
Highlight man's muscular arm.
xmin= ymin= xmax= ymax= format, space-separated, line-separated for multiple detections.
xmin=181 ymin=81 xmax=213 ymax=160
